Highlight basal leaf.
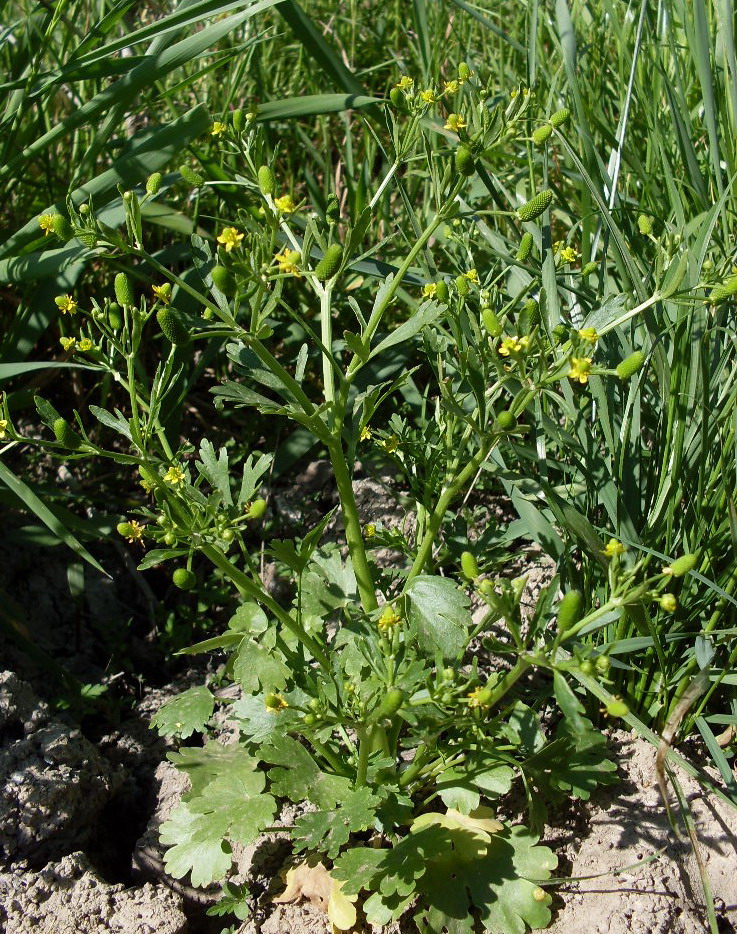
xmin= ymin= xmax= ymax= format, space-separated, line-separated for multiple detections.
xmin=293 ymin=787 xmax=380 ymax=859
xmin=263 ymin=734 xmax=352 ymax=808
xmin=233 ymin=640 xmax=290 ymax=694
xmin=150 ymin=685 xmax=214 ymax=738
xmin=405 ymin=575 xmax=471 ymax=661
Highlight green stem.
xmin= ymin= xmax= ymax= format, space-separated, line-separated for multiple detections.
xmin=355 ymin=726 xmax=371 ymax=788
xmin=483 ymin=656 xmax=533 ymax=709
xmin=200 ymin=543 xmax=330 ymax=669
xmin=320 ymin=286 xmax=335 ymax=415
xmin=327 ymin=436 xmax=378 ymax=613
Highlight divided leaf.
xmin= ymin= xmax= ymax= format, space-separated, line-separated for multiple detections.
xmin=263 ymin=734 xmax=352 ymax=808
xmin=293 ymin=787 xmax=380 ymax=858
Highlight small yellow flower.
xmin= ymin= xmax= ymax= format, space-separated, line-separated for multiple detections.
xmin=152 ymin=283 xmax=171 ymax=304
xmin=264 ymin=692 xmax=289 ymax=712
xmin=274 ymin=194 xmax=296 ymax=214
xmin=467 ymin=687 xmax=491 ymax=709
xmin=378 ymin=606 xmax=402 ymax=631
xmin=422 ymin=283 xmax=438 ymax=298
xmin=603 ymin=538 xmax=626 ymax=558
xmin=577 ymin=327 xmax=598 ymax=342
xmin=59 ymin=336 xmax=77 ymax=351
xmin=560 ymin=246 xmax=578 ymax=264
xmin=395 ymin=75 xmax=414 ymax=91
xmin=382 ymin=435 xmax=399 ymax=453
xmin=77 ymin=338 xmax=93 ymax=352
xmin=39 ymin=214 xmax=55 ymax=236
xmin=0 ymin=419 xmax=8 ymax=440
xmin=444 ymin=113 xmax=467 ymax=132
xmin=360 ymin=426 xmax=372 ymax=441
xmin=164 ymin=465 xmax=185 ymax=485
xmin=420 ymin=88 xmax=437 ymax=103
xmin=568 ymin=356 xmax=593 ymax=384
xmin=123 ymin=520 xmax=144 ymax=543
xmin=364 ymin=523 xmax=376 ymax=539
xmin=443 ymin=80 xmax=460 ymax=94
xmin=274 ymin=251 xmax=301 ymax=276
xmin=217 ymin=227 xmax=245 ymax=252
xmin=498 ymin=335 xmax=529 ymax=357
xmin=210 ymin=121 xmax=227 ymax=137
xmin=463 ymin=268 xmax=479 ymax=284
xmin=55 ymin=294 xmax=77 ymax=315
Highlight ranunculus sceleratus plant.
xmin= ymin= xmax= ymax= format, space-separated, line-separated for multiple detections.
xmin=7 ymin=66 xmax=689 ymax=932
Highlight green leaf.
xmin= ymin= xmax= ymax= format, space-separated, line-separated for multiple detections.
xmin=89 ymin=405 xmax=133 ymax=441
xmin=293 ymin=787 xmax=380 ymax=859
xmin=231 ymin=692 xmax=301 ymax=743
xmin=263 ymin=734 xmax=352 ymax=808
xmin=150 ymin=686 xmax=214 ymax=738
xmin=168 ymin=742 xmax=262 ymax=797
xmin=229 ymin=602 xmax=268 ymax=633
xmin=405 ymin=575 xmax=471 ymax=661
xmin=196 ymin=439 xmax=232 ymax=505
xmin=370 ymin=300 xmax=443 ymax=360
xmin=233 ymin=640 xmax=290 ymax=694
xmin=160 ymin=803 xmax=233 ymax=886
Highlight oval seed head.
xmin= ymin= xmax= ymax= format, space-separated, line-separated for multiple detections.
xmin=51 ymin=214 xmax=74 ymax=241
xmin=616 ymin=350 xmax=645 ymax=380
xmin=552 ymin=323 xmax=569 ymax=345
xmin=495 ymin=410 xmax=517 ymax=432
xmin=606 ymin=698 xmax=630 ymax=718
xmin=522 ymin=297 xmax=540 ymax=327
xmin=659 ymin=593 xmax=678 ymax=613
xmin=211 ymin=265 xmax=236 ymax=296
xmin=53 ymin=417 xmax=83 ymax=449
xmin=107 ymin=302 xmax=123 ymax=330
xmin=516 ymin=189 xmax=553 ymax=222
xmin=246 ymin=498 xmax=267 ymax=520
xmin=482 ymin=307 xmax=502 ymax=337
xmin=114 ymin=273 xmax=134 ymax=307
xmin=314 ymin=243 xmax=344 ymax=281
xmin=532 ymin=124 xmax=553 ymax=146
xmin=146 ymin=172 xmax=162 ymax=195
xmin=549 ymin=107 xmax=570 ymax=127
xmin=179 ymin=164 xmax=203 ymax=187
xmin=637 ymin=214 xmax=653 ymax=235
xmin=435 ymin=280 xmax=450 ymax=304
xmin=664 ymin=553 xmax=698 ymax=577
xmin=461 ymin=550 xmax=480 ymax=580
xmin=157 ymin=307 xmax=190 ymax=345
xmin=708 ymin=275 xmax=737 ymax=305
xmin=455 ymin=145 xmax=476 ymax=176
xmin=325 ymin=194 xmax=340 ymax=223
xmin=455 ymin=275 xmax=470 ymax=297
xmin=258 ymin=165 xmax=276 ymax=196
xmin=389 ymin=87 xmax=404 ymax=108
xmin=172 ymin=568 xmax=196 ymax=591
xmin=557 ymin=590 xmax=583 ymax=632
xmin=231 ymin=109 xmax=244 ymax=132
xmin=117 ymin=522 xmax=134 ymax=538
xmin=581 ymin=260 xmax=598 ymax=277
xmin=595 ymin=654 xmax=611 ymax=674
xmin=516 ymin=232 xmax=533 ymax=262
xmin=458 ymin=62 xmax=471 ymax=82
xmin=373 ymin=687 xmax=406 ymax=721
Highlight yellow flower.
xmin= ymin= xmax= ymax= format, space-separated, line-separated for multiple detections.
xmin=364 ymin=523 xmax=376 ymax=539
xmin=39 ymin=214 xmax=55 ymax=236
xmin=568 ymin=356 xmax=593 ymax=384
xmin=59 ymin=336 xmax=77 ymax=351
xmin=444 ymin=113 xmax=467 ymax=132
xmin=443 ymin=80 xmax=460 ymax=94
xmin=422 ymin=283 xmax=438 ymax=298
xmin=0 ymin=419 xmax=8 ymax=440
xmin=498 ymin=335 xmax=529 ymax=357
xmin=395 ymin=75 xmax=414 ymax=91
xmin=152 ymin=283 xmax=171 ymax=304
xmin=123 ymin=520 xmax=144 ymax=543
xmin=210 ymin=121 xmax=227 ymax=137
xmin=217 ymin=227 xmax=244 ymax=252
xmin=463 ymin=268 xmax=479 ymax=284
xmin=164 ymin=465 xmax=185 ymax=485
xmin=467 ymin=687 xmax=491 ymax=709
xmin=274 ymin=251 xmax=301 ymax=276
xmin=274 ymin=194 xmax=296 ymax=214
xmin=382 ymin=435 xmax=399 ymax=453
xmin=560 ymin=246 xmax=578 ymax=263
xmin=360 ymin=426 xmax=372 ymax=441
xmin=55 ymin=294 xmax=77 ymax=315
xmin=420 ymin=88 xmax=437 ymax=103
xmin=577 ymin=327 xmax=598 ymax=342
xmin=77 ymin=338 xmax=93 ymax=352
xmin=603 ymin=538 xmax=626 ymax=558
xmin=264 ymin=692 xmax=289 ymax=712
xmin=378 ymin=606 xmax=402 ymax=631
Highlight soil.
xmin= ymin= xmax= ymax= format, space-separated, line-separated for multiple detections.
xmin=1 ymin=467 xmax=736 ymax=934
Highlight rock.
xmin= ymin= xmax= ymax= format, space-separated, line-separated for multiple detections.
xmin=0 ymin=851 xmax=187 ymax=933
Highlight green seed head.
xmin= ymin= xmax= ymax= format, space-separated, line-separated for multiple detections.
xmin=314 ymin=243 xmax=344 ymax=281
xmin=246 ymin=498 xmax=267 ymax=520
xmin=107 ymin=302 xmax=122 ymax=330
xmin=458 ymin=62 xmax=471 ymax=82
xmin=179 ymin=164 xmax=203 ymax=187
xmin=51 ymin=214 xmax=74 ymax=242
xmin=581 ymin=260 xmax=598 ymax=277
xmin=495 ymin=410 xmax=517 ymax=432
xmin=157 ymin=307 xmax=190 ymax=345
xmin=435 ymin=280 xmax=450 ymax=304
xmin=211 ymin=265 xmax=236 ymax=297
xmin=557 ymin=590 xmax=583 ymax=632
xmin=325 ymin=194 xmax=340 ymax=223
xmin=516 ymin=189 xmax=553 ymax=222
xmin=258 ymin=165 xmax=276 ymax=196
xmin=172 ymin=568 xmax=196 ymax=591
xmin=522 ymin=297 xmax=540 ymax=327
xmin=460 ymin=550 xmax=480 ymax=580
xmin=595 ymin=654 xmax=611 ymax=674
xmin=455 ymin=275 xmax=470 ymax=297
xmin=114 ymin=272 xmax=134 ymax=307
xmin=146 ymin=172 xmax=162 ymax=195
xmin=481 ymin=307 xmax=502 ymax=337
xmin=516 ymin=232 xmax=533 ymax=262
xmin=664 ymin=553 xmax=698 ymax=577
xmin=659 ymin=593 xmax=678 ymax=613
xmin=53 ymin=417 xmax=83 ymax=449
xmin=532 ymin=124 xmax=553 ymax=146
xmin=606 ymin=698 xmax=629 ymax=718
xmin=637 ymin=214 xmax=653 ymax=235
xmin=455 ymin=145 xmax=476 ymax=176
xmin=389 ymin=87 xmax=404 ymax=108
xmin=549 ymin=107 xmax=570 ymax=128
xmin=616 ymin=350 xmax=645 ymax=380
xmin=708 ymin=275 xmax=737 ymax=305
